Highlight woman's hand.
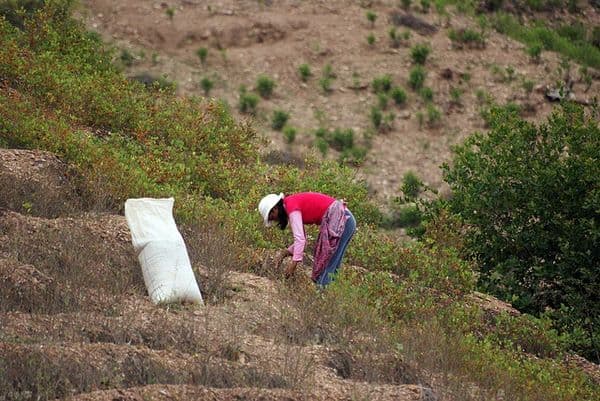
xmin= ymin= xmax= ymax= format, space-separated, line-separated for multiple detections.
xmin=284 ymin=260 xmax=299 ymax=279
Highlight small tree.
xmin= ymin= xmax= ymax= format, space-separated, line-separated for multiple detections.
xmin=410 ymin=43 xmax=431 ymax=65
xmin=283 ymin=126 xmax=297 ymax=144
xmin=443 ymin=104 xmax=600 ymax=361
xmin=200 ymin=77 xmax=213 ymax=96
xmin=238 ymin=86 xmax=259 ymax=114
xmin=256 ymin=75 xmax=275 ymax=99
xmin=372 ymin=74 xmax=393 ymax=93
xmin=367 ymin=33 xmax=376 ymax=46
xmin=196 ymin=47 xmax=208 ymax=64
xmin=298 ymin=63 xmax=312 ymax=82
xmin=366 ymin=10 xmax=377 ymax=27
xmin=408 ymin=66 xmax=426 ymax=90
xmin=271 ymin=109 xmax=289 ymax=131
xmin=391 ymin=86 xmax=407 ymax=106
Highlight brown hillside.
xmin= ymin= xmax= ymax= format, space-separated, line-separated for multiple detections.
xmin=77 ymin=0 xmax=599 ymax=203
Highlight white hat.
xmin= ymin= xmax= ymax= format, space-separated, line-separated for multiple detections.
xmin=258 ymin=193 xmax=284 ymax=227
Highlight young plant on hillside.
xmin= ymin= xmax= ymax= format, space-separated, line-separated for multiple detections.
xmin=408 ymin=66 xmax=426 ymax=91
xmin=388 ymin=27 xmax=401 ymax=48
xmin=196 ymin=47 xmax=208 ymax=64
xmin=411 ymin=43 xmax=431 ymax=65
xmin=271 ymin=109 xmax=289 ymax=131
xmin=200 ymin=77 xmax=213 ymax=96
xmin=283 ymin=126 xmax=297 ymax=144
xmin=420 ymin=87 xmax=434 ymax=102
xmin=420 ymin=0 xmax=430 ymax=13
xmin=367 ymin=33 xmax=376 ymax=46
xmin=366 ymin=10 xmax=377 ymax=28
xmin=298 ymin=63 xmax=312 ymax=82
xmin=401 ymin=0 xmax=412 ymax=10
xmin=238 ymin=85 xmax=259 ymax=114
xmin=256 ymin=75 xmax=275 ymax=99
xmin=371 ymin=74 xmax=393 ymax=93
xmin=526 ymin=43 xmax=542 ymax=63
xmin=391 ymin=86 xmax=407 ymax=106
xmin=165 ymin=6 xmax=175 ymax=20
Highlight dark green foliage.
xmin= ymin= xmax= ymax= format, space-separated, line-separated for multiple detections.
xmin=390 ymin=86 xmax=407 ymax=106
xmin=492 ymin=12 xmax=600 ymax=69
xmin=367 ymin=33 xmax=375 ymax=46
xmin=401 ymin=171 xmax=423 ymax=201
xmin=526 ymin=43 xmax=542 ymax=63
xmin=271 ymin=109 xmax=289 ymax=131
xmin=119 ymin=49 xmax=135 ymax=67
xmin=196 ymin=47 xmax=208 ymax=64
xmin=419 ymin=86 xmax=433 ymax=102
xmin=443 ymin=104 xmax=600 ymax=362
xmin=371 ymin=74 xmax=393 ymax=93
xmin=410 ymin=43 xmax=431 ymax=65
xmin=366 ymin=10 xmax=377 ymax=27
xmin=0 ymin=0 xmax=48 ymax=29
xmin=408 ymin=66 xmax=426 ymax=91
xmin=200 ymin=77 xmax=213 ymax=96
xmin=370 ymin=106 xmax=382 ymax=129
xmin=282 ymin=126 xmax=296 ymax=144
xmin=420 ymin=0 xmax=430 ymax=13
xmin=298 ymin=63 xmax=311 ymax=81
xmin=448 ymin=28 xmax=486 ymax=48
xmin=255 ymin=75 xmax=275 ymax=99
xmin=238 ymin=86 xmax=259 ymax=114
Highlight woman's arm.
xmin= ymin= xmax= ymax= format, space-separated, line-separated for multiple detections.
xmin=285 ymin=210 xmax=305 ymax=277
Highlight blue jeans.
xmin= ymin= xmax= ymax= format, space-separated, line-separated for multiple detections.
xmin=315 ymin=210 xmax=356 ymax=287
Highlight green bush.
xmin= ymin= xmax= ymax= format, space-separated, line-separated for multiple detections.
xmin=371 ymin=74 xmax=393 ymax=93
xmin=401 ymin=171 xmax=423 ymax=201
xmin=448 ymin=28 xmax=486 ymax=49
xmin=0 ymin=0 xmax=47 ymax=28
xmin=282 ymin=126 xmax=296 ymax=144
xmin=200 ymin=77 xmax=213 ymax=96
xmin=120 ymin=49 xmax=135 ymax=67
xmin=388 ymin=27 xmax=401 ymax=48
xmin=298 ymin=63 xmax=312 ymax=81
xmin=390 ymin=86 xmax=407 ymax=106
xmin=410 ymin=43 xmax=431 ymax=64
xmin=526 ymin=43 xmax=542 ymax=63
xmin=196 ymin=47 xmax=208 ymax=64
xmin=420 ymin=87 xmax=433 ymax=102
xmin=319 ymin=77 xmax=332 ymax=93
xmin=366 ymin=10 xmax=377 ymax=27
xmin=426 ymin=104 xmax=441 ymax=127
xmin=370 ymin=106 xmax=382 ymax=129
xmin=443 ymin=104 xmax=600 ymax=361
xmin=271 ymin=109 xmax=289 ymax=131
xmin=408 ymin=66 xmax=426 ymax=90
xmin=367 ymin=33 xmax=376 ymax=46
xmin=255 ymin=75 xmax=275 ymax=99
xmin=238 ymin=86 xmax=259 ymax=114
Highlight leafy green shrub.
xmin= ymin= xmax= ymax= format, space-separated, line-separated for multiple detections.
xmin=408 ymin=66 xmax=426 ymax=90
xmin=165 ymin=6 xmax=175 ymax=20
xmin=238 ymin=86 xmax=259 ymax=114
xmin=521 ymin=79 xmax=534 ymax=97
xmin=401 ymin=171 xmax=423 ymax=201
xmin=371 ymin=74 xmax=393 ymax=93
xmin=367 ymin=33 xmax=376 ymax=46
xmin=366 ymin=10 xmax=377 ymax=27
xmin=410 ymin=43 xmax=431 ymax=65
xmin=449 ymin=87 xmax=462 ymax=105
xmin=388 ymin=27 xmax=401 ymax=48
xmin=331 ymin=128 xmax=354 ymax=151
xmin=377 ymin=92 xmax=389 ymax=109
xmin=298 ymin=63 xmax=312 ymax=81
xmin=196 ymin=47 xmax=208 ymax=64
xmin=271 ymin=109 xmax=289 ymax=131
xmin=319 ymin=77 xmax=332 ymax=93
xmin=420 ymin=0 xmax=430 ymax=13
xmin=426 ymin=104 xmax=441 ymax=127
xmin=420 ymin=87 xmax=433 ymax=102
xmin=315 ymin=137 xmax=328 ymax=155
xmin=120 ymin=49 xmax=135 ymax=67
xmin=255 ymin=75 xmax=275 ymax=99
xmin=401 ymin=0 xmax=412 ymax=10
xmin=340 ymin=146 xmax=367 ymax=166
xmin=390 ymin=86 xmax=407 ymax=106
xmin=198 ymin=77 xmax=213 ymax=96
xmin=443 ymin=104 xmax=600 ymax=361
xmin=0 ymin=0 xmax=46 ymax=28
xmin=526 ymin=43 xmax=542 ymax=63
xmin=448 ymin=28 xmax=486 ymax=49
xmin=370 ymin=107 xmax=382 ymax=129
xmin=283 ymin=126 xmax=296 ymax=144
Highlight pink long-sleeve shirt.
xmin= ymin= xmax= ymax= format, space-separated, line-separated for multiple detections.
xmin=283 ymin=192 xmax=336 ymax=261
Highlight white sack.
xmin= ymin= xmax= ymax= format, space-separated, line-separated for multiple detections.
xmin=124 ymin=197 xmax=203 ymax=304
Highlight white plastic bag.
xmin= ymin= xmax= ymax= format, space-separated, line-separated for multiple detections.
xmin=124 ymin=197 xmax=203 ymax=304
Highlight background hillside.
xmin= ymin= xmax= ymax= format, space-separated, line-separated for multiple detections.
xmin=0 ymin=0 xmax=599 ymax=400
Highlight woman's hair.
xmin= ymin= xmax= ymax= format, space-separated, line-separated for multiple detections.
xmin=275 ymin=199 xmax=288 ymax=230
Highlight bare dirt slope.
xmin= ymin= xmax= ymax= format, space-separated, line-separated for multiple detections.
xmin=0 ymin=148 xmax=434 ymax=400
xmin=77 ymin=0 xmax=598 ymax=202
